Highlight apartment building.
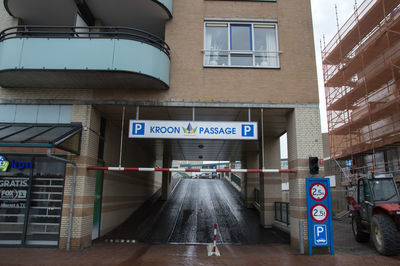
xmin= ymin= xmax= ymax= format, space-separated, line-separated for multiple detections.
xmin=0 ymin=0 xmax=322 ymax=249
xmin=323 ymin=0 xmax=400 ymax=182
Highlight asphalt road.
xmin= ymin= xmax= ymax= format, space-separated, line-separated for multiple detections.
xmin=140 ymin=178 xmax=289 ymax=244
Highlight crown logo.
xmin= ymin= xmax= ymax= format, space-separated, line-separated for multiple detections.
xmin=182 ymin=123 xmax=197 ymax=135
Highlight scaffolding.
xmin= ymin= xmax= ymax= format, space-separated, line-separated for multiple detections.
xmin=322 ymin=0 xmax=400 ymax=177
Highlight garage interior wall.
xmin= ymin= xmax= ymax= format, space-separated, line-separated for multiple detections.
xmin=99 ymin=109 xmax=162 ymax=237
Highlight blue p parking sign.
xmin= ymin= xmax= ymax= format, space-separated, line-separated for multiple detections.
xmin=241 ymin=124 xmax=254 ymax=137
xmin=131 ymin=122 xmax=145 ymax=135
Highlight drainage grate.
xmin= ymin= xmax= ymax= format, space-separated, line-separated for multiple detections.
xmin=104 ymin=239 xmax=136 ymax=244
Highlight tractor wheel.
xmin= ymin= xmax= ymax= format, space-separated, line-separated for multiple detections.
xmin=371 ymin=214 xmax=400 ymax=256
xmin=352 ymin=212 xmax=369 ymax=242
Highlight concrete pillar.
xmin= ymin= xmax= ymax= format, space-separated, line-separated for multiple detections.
xmin=59 ymin=105 xmax=100 ymax=249
xmin=287 ymin=107 xmax=324 ymax=250
xmin=229 ymin=161 xmax=235 ymax=182
xmin=161 ymin=170 xmax=171 ymax=200
xmin=260 ymin=137 xmax=281 ymax=227
xmin=245 ymin=151 xmax=259 ymax=208
xmin=161 ymin=145 xmax=172 ymax=200
xmin=240 ymin=159 xmax=247 ymax=200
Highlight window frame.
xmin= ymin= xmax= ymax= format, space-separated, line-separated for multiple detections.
xmin=203 ymin=20 xmax=280 ymax=69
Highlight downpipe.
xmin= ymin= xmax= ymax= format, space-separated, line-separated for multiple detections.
xmin=46 ymin=149 xmax=77 ymax=251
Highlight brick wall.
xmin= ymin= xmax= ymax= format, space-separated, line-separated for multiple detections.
xmin=59 ymin=105 xmax=99 ymax=249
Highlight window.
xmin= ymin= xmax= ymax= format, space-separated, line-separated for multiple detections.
xmin=359 ymin=180 xmax=365 ymax=203
xmin=359 ymin=180 xmax=372 ymax=203
xmin=369 ymin=179 xmax=400 ymax=202
xmin=204 ymin=21 xmax=279 ymax=68
xmin=363 ymin=181 xmax=371 ymax=202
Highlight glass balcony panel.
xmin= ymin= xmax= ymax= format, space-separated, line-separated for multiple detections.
xmin=255 ymin=53 xmax=279 ymax=68
xmin=204 ymin=51 xmax=229 ymax=66
xmin=231 ymin=54 xmax=253 ymax=66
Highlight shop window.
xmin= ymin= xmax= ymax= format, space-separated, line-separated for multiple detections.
xmin=204 ymin=21 xmax=279 ymax=68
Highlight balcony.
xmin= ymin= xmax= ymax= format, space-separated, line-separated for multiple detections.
xmin=5 ymin=0 xmax=172 ymax=37
xmin=0 ymin=26 xmax=170 ymax=89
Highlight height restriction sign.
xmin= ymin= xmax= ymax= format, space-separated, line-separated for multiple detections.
xmin=306 ymin=178 xmax=334 ymax=256
xmin=309 ymin=183 xmax=327 ymax=201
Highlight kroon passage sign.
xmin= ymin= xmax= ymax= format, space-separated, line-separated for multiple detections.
xmin=129 ymin=120 xmax=258 ymax=140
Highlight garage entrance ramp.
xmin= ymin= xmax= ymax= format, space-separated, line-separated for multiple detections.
xmin=103 ymin=178 xmax=289 ymax=245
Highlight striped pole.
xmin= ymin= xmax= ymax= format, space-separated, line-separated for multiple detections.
xmin=213 ymin=223 xmax=217 ymax=253
xmin=87 ymin=166 xmax=296 ymax=174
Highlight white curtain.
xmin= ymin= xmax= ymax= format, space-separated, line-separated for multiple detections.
xmin=205 ymin=28 xmax=213 ymax=65
xmin=265 ymin=28 xmax=278 ymax=67
xmin=204 ymin=25 xmax=228 ymax=66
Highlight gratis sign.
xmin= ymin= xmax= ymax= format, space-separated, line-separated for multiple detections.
xmin=129 ymin=120 xmax=258 ymax=140
xmin=306 ymin=178 xmax=334 ymax=256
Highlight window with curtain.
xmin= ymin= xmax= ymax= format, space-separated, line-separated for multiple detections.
xmin=204 ymin=21 xmax=279 ymax=68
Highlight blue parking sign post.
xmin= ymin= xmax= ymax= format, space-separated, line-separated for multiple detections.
xmin=306 ymin=178 xmax=334 ymax=256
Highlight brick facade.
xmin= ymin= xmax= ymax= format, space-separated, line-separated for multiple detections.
xmin=0 ymin=0 xmax=321 ymax=250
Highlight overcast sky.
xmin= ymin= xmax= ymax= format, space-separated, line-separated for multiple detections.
xmin=311 ymin=0 xmax=356 ymax=133
xmin=280 ymin=0 xmax=356 ymax=158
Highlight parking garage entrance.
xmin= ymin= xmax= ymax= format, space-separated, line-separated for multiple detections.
xmin=86 ymin=108 xmax=294 ymax=246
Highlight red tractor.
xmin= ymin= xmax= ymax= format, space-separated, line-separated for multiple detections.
xmin=348 ymin=173 xmax=400 ymax=256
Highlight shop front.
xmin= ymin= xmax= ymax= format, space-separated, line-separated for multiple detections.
xmin=0 ymin=155 xmax=66 ymax=247
xmin=0 ymin=122 xmax=82 ymax=248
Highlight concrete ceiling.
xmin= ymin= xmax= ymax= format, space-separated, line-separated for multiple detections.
xmin=0 ymin=70 xmax=168 ymax=90
xmin=86 ymin=0 xmax=169 ymax=37
xmin=95 ymin=105 xmax=290 ymax=162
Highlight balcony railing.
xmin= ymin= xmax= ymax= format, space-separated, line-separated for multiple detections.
xmin=0 ymin=25 xmax=170 ymax=57
xmin=274 ymin=202 xmax=290 ymax=226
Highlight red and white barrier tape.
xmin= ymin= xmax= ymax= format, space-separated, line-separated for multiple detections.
xmin=213 ymin=223 xmax=217 ymax=253
xmin=87 ymin=166 xmax=296 ymax=173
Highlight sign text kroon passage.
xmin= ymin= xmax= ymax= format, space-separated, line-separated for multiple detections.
xmin=129 ymin=120 xmax=258 ymax=140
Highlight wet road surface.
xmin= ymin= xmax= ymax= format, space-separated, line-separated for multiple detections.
xmin=140 ymin=178 xmax=289 ymax=244
xmin=2 ymin=235 xmax=400 ymax=266
xmin=3 ymin=181 xmax=400 ymax=265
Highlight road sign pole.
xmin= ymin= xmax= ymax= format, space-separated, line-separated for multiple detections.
xmin=299 ymin=220 xmax=304 ymax=254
